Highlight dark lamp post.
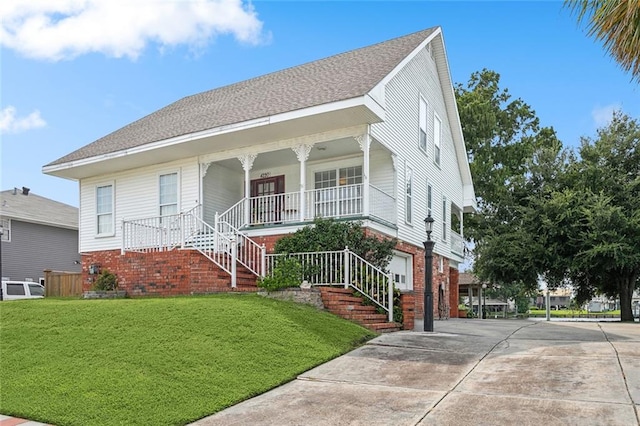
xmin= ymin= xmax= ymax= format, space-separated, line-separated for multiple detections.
xmin=423 ymin=215 xmax=435 ymax=332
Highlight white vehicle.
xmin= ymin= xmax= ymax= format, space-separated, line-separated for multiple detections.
xmin=1 ymin=281 xmax=45 ymax=301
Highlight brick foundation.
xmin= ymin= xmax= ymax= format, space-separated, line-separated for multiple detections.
xmin=81 ymin=249 xmax=256 ymax=297
xmin=83 ymin=226 xmax=459 ymax=328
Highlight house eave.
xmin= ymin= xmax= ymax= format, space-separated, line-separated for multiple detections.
xmin=43 ymin=95 xmax=385 ymax=180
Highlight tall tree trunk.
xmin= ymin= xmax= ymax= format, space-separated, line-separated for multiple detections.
xmin=619 ymin=274 xmax=636 ymax=322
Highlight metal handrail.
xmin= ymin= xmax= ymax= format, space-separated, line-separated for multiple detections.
xmin=266 ymin=247 xmax=393 ymax=321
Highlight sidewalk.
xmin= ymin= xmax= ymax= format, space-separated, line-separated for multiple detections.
xmin=0 ymin=415 xmax=49 ymax=426
xmin=192 ymin=320 xmax=640 ymax=426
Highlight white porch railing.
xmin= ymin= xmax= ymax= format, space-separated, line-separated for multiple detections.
xmin=218 ymin=184 xmax=395 ymax=230
xmin=451 ymin=230 xmax=464 ymax=257
xmin=218 ymin=199 xmax=245 ymax=232
xmin=122 ymin=205 xmax=202 ymax=253
xmin=266 ymin=247 xmax=394 ymax=322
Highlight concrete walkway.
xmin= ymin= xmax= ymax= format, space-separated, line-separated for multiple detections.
xmin=192 ymin=320 xmax=640 ymax=426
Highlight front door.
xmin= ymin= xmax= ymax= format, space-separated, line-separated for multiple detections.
xmin=250 ymin=175 xmax=285 ymax=224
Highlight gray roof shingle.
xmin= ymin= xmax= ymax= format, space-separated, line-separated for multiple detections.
xmin=48 ymin=27 xmax=437 ymax=166
xmin=0 ymin=189 xmax=78 ymax=229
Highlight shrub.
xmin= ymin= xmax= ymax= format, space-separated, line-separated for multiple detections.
xmin=274 ymin=218 xmax=397 ymax=270
xmin=93 ymin=270 xmax=118 ymax=291
xmin=258 ymin=258 xmax=302 ymax=291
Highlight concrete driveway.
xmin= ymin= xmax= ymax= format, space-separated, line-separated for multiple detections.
xmin=191 ymin=320 xmax=640 ymax=426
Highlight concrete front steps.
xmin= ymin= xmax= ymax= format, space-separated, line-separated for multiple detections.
xmin=319 ymin=286 xmax=400 ymax=333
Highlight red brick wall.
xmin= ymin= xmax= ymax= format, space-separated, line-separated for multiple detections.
xmin=449 ymin=267 xmax=459 ymax=318
xmin=364 ymin=229 xmax=452 ymax=325
xmin=81 ymin=250 xmax=246 ymax=296
xmin=400 ymin=292 xmax=415 ymax=330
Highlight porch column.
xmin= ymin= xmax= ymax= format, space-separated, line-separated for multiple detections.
xmin=355 ymin=129 xmax=371 ymax=217
xmin=238 ymin=154 xmax=257 ymax=227
xmin=468 ymin=286 xmax=473 ymax=317
xmin=292 ymin=144 xmax=313 ymax=222
xmin=199 ymin=162 xmax=211 ymax=220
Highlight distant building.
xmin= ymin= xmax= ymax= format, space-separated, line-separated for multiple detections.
xmin=0 ymin=187 xmax=80 ymax=283
xmin=535 ymin=288 xmax=572 ymax=310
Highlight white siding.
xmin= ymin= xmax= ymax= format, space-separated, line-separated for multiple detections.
xmin=371 ymin=46 xmax=464 ymax=258
xmin=203 ymin=164 xmax=243 ymax=225
xmin=79 ymin=158 xmax=199 ymax=252
xmin=370 ymin=148 xmax=395 ymax=199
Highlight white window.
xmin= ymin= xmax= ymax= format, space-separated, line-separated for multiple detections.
xmin=439 ymin=257 xmax=444 ymax=273
xmin=426 ymin=182 xmax=433 ymax=218
xmin=314 ymin=166 xmax=362 ymax=217
xmin=405 ymin=165 xmax=412 ymax=224
xmin=159 ymin=172 xmax=179 ymax=218
xmin=96 ymin=184 xmax=114 ymax=236
xmin=0 ymin=218 xmax=10 ymax=242
xmin=442 ymin=195 xmax=447 ymax=241
xmin=419 ymin=96 xmax=428 ymax=153
xmin=434 ymin=113 xmax=442 ymax=166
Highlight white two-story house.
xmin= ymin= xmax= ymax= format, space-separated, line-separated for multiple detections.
xmin=44 ymin=27 xmax=475 ymax=329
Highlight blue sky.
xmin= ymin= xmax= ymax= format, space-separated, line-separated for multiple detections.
xmin=1 ymin=0 xmax=638 ymax=207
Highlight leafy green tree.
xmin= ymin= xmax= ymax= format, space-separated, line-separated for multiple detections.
xmin=455 ymin=69 xmax=561 ymax=291
xmin=566 ymin=0 xmax=640 ymax=81
xmin=540 ymin=112 xmax=640 ymax=321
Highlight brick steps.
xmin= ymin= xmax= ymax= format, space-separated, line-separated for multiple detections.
xmin=319 ymin=286 xmax=400 ymax=333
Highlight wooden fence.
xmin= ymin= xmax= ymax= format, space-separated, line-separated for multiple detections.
xmin=44 ymin=270 xmax=83 ymax=297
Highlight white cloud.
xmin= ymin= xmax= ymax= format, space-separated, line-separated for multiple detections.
xmin=591 ymin=104 xmax=621 ymax=128
xmin=0 ymin=0 xmax=264 ymax=61
xmin=0 ymin=106 xmax=47 ymax=134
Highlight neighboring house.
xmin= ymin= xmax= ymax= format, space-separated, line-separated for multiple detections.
xmin=535 ymin=288 xmax=572 ymax=310
xmin=43 ymin=27 xmax=476 ymax=329
xmin=0 ymin=187 xmax=80 ymax=283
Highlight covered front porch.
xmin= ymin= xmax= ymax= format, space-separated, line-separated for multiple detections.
xmin=200 ymin=129 xmax=397 ymax=232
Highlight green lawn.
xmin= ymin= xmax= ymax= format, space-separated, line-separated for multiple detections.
xmin=528 ymin=309 xmax=621 ymax=317
xmin=0 ymin=295 xmax=375 ymax=425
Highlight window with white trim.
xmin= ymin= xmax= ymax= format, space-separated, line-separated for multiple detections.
xmin=96 ymin=184 xmax=114 ymax=236
xmin=442 ymin=195 xmax=447 ymax=241
xmin=419 ymin=96 xmax=428 ymax=153
xmin=159 ymin=172 xmax=178 ymax=219
xmin=314 ymin=166 xmax=362 ymax=217
xmin=0 ymin=218 xmax=10 ymax=242
xmin=405 ymin=165 xmax=412 ymax=224
xmin=434 ymin=113 xmax=442 ymax=166
xmin=426 ymin=182 xmax=433 ymax=218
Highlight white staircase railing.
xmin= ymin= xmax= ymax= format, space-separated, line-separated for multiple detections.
xmin=218 ymin=199 xmax=246 ymax=231
xmin=215 ymin=218 xmax=265 ymax=279
xmin=122 ymin=206 xmax=265 ymax=288
xmin=266 ymin=247 xmax=394 ymax=322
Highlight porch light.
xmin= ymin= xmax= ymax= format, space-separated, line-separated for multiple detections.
xmin=424 ymin=215 xmax=435 ymax=240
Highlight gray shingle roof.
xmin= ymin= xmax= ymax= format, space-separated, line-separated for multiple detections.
xmin=0 ymin=190 xmax=78 ymax=229
xmin=47 ymin=27 xmax=437 ymax=166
